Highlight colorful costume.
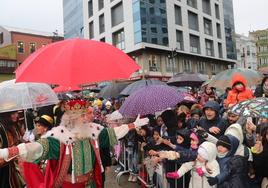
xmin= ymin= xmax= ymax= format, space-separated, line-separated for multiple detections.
xmin=0 ymin=100 xmax=148 ymax=188
xmin=0 ymin=119 xmax=24 ymax=188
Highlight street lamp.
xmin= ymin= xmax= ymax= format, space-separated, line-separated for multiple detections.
xmin=167 ymin=48 xmax=178 ymax=75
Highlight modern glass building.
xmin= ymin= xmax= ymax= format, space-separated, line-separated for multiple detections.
xmin=63 ymin=0 xmax=84 ymax=39
xmin=83 ymin=0 xmax=236 ymax=79
xmin=133 ymin=0 xmax=169 ymax=46
xmin=223 ymin=0 xmax=237 ymax=60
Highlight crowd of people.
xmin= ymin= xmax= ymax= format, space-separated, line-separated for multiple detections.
xmin=0 ymin=74 xmax=268 ymax=188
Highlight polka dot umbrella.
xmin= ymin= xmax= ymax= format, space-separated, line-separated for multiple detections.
xmin=119 ymin=85 xmax=182 ymax=117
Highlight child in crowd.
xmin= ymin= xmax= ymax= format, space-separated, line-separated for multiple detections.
xmin=166 ymin=141 xmax=220 ymax=188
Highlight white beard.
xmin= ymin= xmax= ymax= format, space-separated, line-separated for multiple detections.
xmin=42 ymin=113 xmax=104 ymax=145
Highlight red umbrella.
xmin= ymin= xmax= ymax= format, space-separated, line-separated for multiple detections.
xmin=53 ymin=85 xmax=81 ymax=93
xmin=15 ymin=38 xmax=140 ymax=86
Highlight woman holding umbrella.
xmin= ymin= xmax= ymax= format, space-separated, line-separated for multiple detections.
xmin=0 ymin=111 xmax=25 ymax=188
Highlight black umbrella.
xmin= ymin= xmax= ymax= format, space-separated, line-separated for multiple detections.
xmin=120 ymin=79 xmax=166 ymax=96
xmin=98 ymin=82 xmax=131 ymax=99
xmin=167 ymin=72 xmax=208 ymax=87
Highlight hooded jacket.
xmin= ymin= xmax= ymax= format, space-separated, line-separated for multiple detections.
xmin=199 ymin=101 xmax=222 ymax=138
xmin=216 ymin=135 xmax=250 ymax=188
xmin=254 ymin=76 xmax=268 ymax=97
xmin=226 ymin=74 xmax=254 ymax=106
xmin=177 ymin=141 xmax=220 ymax=188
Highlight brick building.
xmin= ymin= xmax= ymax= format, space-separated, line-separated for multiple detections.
xmin=0 ymin=25 xmax=63 ymax=81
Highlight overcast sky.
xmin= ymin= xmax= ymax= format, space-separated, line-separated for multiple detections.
xmin=0 ymin=0 xmax=267 ymax=36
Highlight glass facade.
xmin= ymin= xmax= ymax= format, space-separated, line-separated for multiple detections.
xmin=223 ymin=0 xmax=237 ymax=60
xmin=63 ymin=0 xmax=84 ymax=39
xmin=132 ymin=0 xmax=169 ymax=46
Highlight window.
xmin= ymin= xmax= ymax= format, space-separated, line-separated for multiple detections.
xmin=112 ymin=29 xmax=125 ymax=50
xmin=89 ymin=21 xmax=94 ymax=39
xmin=151 ymin=38 xmax=158 ymax=44
xmin=99 ymin=14 xmax=105 ymax=34
xmin=197 ymin=62 xmax=206 ymax=72
xmin=204 ymin=18 xmax=212 ymax=35
xmin=202 ymin=0 xmax=211 ymax=15
xmin=98 ymin=0 xmax=104 ymax=10
xmin=205 ymin=39 xmax=214 ymax=56
xmin=111 ymin=2 xmax=124 ymax=27
xmin=29 ymin=43 xmax=36 ymax=53
xmin=188 ymin=11 xmax=199 ymax=31
xmin=151 ymin=27 xmax=157 ymax=33
xmin=183 ymin=59 xmax=192 ymax=71
xmin=88 ymin=0 xmax=93 ymax=18
xmin=218 ymin=42 xmax=223 ymax=58
xmin=215 ymin=4 xmax=220 ymax=19
xmin=165 ymin=57 xmax=173 ymax=72
xmin=0 ymin=32 xmax=3 ymax=44
xmin=149 ymin=55 xmax=160 ymax=72
xmin=149 ymin=7 xmax=155 ymax=14
xmin=17 ymin=41 xmax=24 ymax=53
xmin=174 ymin=5 xmax=182 ymax=26
xmin=189 ymin=34 xmax=200 ymax=54
xmin=100 ymin=37 xmax=106 ymax=42
xmin=211 ymin=64 xmax=216 ymax=74
xmin=216 ymin=23 xmax=221 ymax=38
xmin=176 ymin=30 xmax=184 ymax=50
xmin=187 ymin=0 xmax=197 ymax=9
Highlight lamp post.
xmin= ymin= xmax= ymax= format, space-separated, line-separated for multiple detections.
xmin=168 ymin=48 xmax=178 ymax=76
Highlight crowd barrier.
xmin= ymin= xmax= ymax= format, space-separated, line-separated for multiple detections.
xmin=115 ymin=140 xmax=188 ymax=188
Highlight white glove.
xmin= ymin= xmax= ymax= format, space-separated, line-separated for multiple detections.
xmin=0 ymin=148 xmax=8 ymax=160
xmin=133 ymin=115 xmax=149 ymax=128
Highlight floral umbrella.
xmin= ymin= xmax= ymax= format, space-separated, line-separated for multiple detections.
xmin=230 ymin=97 xmax=268 ymax=118
xmin=0 ymin=79 xmax=58 ymax=113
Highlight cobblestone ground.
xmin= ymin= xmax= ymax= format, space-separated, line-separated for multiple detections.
xmin=104 ymin=166 xmax=139 ymax=188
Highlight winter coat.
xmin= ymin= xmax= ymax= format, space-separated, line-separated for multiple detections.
xmin=226 ymin=74 xmax=254 ymax=106
xmin=225 ymin=123 xmax=252 ymax=160
xmin=199 ymin=101 xmax=223 ymax=138
xmin=254 ymin=76 xmax=268 ymax=97
xmin=177 ymin=142 xmax=220 ymax=188
xmin=216 ymin=135 xmax=250 ymax=188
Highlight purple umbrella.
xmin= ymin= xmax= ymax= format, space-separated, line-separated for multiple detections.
xmin=119 ymin=85 xmax=181 ymax=117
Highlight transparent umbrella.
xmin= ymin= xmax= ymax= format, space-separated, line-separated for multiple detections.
xmin=0 ymin=79 xmax=59 ymax=113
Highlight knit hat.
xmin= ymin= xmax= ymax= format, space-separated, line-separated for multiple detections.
xmin=198 ymin=147 xmax=209 ymax=161
xmin=216 ymin=135 xmax=231 ymax=151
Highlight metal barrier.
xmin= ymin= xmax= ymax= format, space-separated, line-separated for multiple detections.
xmin=115 ymin=141 xmax=187 ymax=188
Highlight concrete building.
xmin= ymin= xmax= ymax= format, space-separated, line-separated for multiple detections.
xmin=83 ymin=0 xmax=235 ymax=80
xmin=0 ymin=25 xmax=63 ymax=81
xmin=235 ymin=33 xmax=257 ymax=70
xmin=63 ymin=0 xmax=84 ymax=38
xmin=249 ymin=29 xmax=268 ymax=69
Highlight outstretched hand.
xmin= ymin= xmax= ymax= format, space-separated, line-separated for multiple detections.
xmin=133 ymin=115 xmax=149 ymax=128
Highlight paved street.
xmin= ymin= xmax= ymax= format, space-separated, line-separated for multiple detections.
xmin=105 ymin=166 xmax=139 ymax=188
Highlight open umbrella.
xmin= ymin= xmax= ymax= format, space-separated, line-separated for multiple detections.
xmin=0 ymin=79 xmax=58 ymax=113
xmin=119 ymin=85 xmax=181 ymax=117
xmin=120 ymin=79 xmax=166 ymax=96
xmin=98 ymin=82 xmax=131 ymax=99
xmin=208 ymin=68 xmax=263 ymax=90
xmin=167 ymin=72 xmax=208 ymax=87
xmin=230 ymin=97 xmax=268 ymax=118
xmin=53 ymin=85 xmax=81 ymax=93
xmin=177 ymin=92 xmax=197 ymax=104
xmin=15 ymin=38 xmax=140 ymax=86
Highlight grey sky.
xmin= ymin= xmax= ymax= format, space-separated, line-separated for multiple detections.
xmin=0 ymin=0 xmax=267 ymax=36
xmin=233 ymin=0 xmax=268 ymax=35
xmin=0 ymin=0 xmax=63 ymax=34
